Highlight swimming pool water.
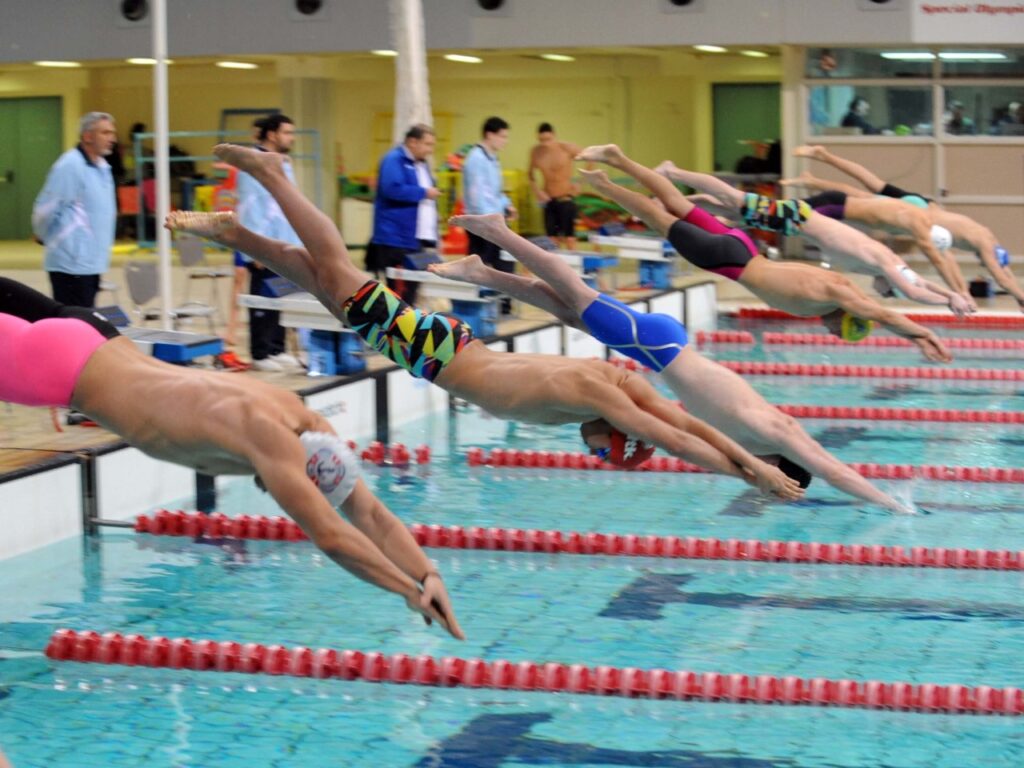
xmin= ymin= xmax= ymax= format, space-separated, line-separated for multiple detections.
xmin=0 ymin=321 xmax=1022 ymax=767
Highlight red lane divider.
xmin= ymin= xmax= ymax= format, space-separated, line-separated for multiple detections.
xmin=775 ymin=404 xmax=1024 ymax=424
xmin=466 ymin=447 xmax=1024 ymax=484
xmin=733 ymin=308 xmax=1024 ymax=328
xmin=357 ymin=442 xmax=431 ymax=466
xmin=761 ymin=333 xmax=1024 ymax=351
xmin=44 ymin=629 xmax=1024 ymax=715
xmin=133 ymin=510 xmax=1024 ymax=571
xmin=717 ymin=361 xmax=1024 ymax=381
xmin=694 ymin=331 xmax=756 ymax=345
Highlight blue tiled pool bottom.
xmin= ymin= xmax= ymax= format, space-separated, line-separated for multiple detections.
xmin=0 ymin=534 xmax=1022 ymax=768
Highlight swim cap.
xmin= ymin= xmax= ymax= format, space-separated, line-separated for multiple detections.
xmin=300 ymin=431 xmax=360 ymax=507
xmin=995 ymin=246 xmax=1010 ymax=268
xmin=606 ymin=428 xmax=656 ymax=469
xmin=840 ymin=313 xmax=873 ymax=342
xmin=930 ymin=225 xmax=952 ymax=251
xmin=777 ymin=457 xmax=813 ymax=489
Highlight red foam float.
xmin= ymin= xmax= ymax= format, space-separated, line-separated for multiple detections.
xmin=716 ymin=360 xmax=1024 ymax=382
xmin=761 ymin=332 xmax=1024 ymax=351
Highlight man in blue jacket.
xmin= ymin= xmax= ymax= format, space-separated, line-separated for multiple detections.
xmin=32 ymin=111 xmax=117 ymax=307
xmin=367 ymin=124 xmax=440 ymax=305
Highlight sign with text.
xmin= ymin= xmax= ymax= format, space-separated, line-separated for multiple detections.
xmin=914 ymin=1 xmax=1024 ymax=42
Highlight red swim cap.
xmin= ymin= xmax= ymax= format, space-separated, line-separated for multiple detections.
xmin=606 ymin=428 xmax=656 ymax=469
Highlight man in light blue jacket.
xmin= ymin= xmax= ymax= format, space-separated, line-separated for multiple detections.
xmin=462 ymin=116 xmax=515 ymax=313
xmin=32 ymin=112 xmax=117 ymax=308
xmin=367 ymin=124 xmax=440 ymax=305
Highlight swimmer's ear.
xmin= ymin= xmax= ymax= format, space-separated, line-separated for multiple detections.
xmin=253 ymin=475 xmax=267 ymax=493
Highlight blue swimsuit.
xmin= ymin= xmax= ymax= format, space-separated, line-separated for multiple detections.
xmin=580 ymin=293 xmax=688 ymax=372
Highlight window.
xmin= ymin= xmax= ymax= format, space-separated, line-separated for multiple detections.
xmin=805 ymin=48 xmax=932 ymax=79
xmin=808 ymin=85 xmax=933 ymax=137
xmin=939 ymin=49 xmax=1024 ymax=79
xmin=943 ymin=86 xmax=1024 ymax=136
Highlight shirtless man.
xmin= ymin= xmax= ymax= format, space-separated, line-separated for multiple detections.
xmin=656 ymin=161 xmax=973 ymax=316
xmin=0 ymin=277 xmax=463 ymax=640
xmin=528 ymin=123 xmax=581 ymax=249
xmin=429 ymin=214 xmax=916 ymax=515
xmin=573 ymin=144 xmax=952 ymax=363
xmin=166 ymin=144 xmax=803 ymax=501
xmin=793 ymin=144 xmax=1024 ymax=309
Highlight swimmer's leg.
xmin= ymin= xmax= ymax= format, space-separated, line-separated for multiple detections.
xmin=578 ymin=168 xmax=678 ymax=237
xmin=449 ymin=214 xmax=597 ymax=316
xmin=429 ymin=253 xmax=586 ymax=330
xmin=780 ymin=172 xmax=867 ymax=199
xmin=578 ymin=145 xmax=699 ymax=220
xmin=212 ymin=145 xmax=366 ymax=297
xmin=796 ymin=146 xmax=886 ymax=195
xmin=651 ymin=162 xmax=747 ymax=214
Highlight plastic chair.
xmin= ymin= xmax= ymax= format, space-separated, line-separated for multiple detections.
xmin=124 ymin=260 xmax=217 ymax=333
xmin=177 ymin=235 xmax=233 ymax=313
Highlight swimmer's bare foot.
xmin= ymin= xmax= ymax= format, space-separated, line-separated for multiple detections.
xmin=213 ymin=143 xmax=285 ymax=179
xmin=578 ymin=167 xmax=612 ymax=189
xmin=427 ymin=254 xmax=489 ymax=285
xmin=575 ymin=144 xmax=626 ymax=166
xmin=165 ymin=211 xmax=240 ymax=245
xmin=793 ymin=144 xmax=827 ymax=160
xmin=653 ymin=160 xmax=680 ymax=178
xmin=779 ymin=171 xmax=813 ymax=187
xmin=449 ymin=213 xmax=508 ymax=241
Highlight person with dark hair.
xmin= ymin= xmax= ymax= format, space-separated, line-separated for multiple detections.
xmin=166 ymin=146 xmax=806 ymax=503
xmin=233 ymin=113 xmax=302 ymax=371
xmin=0 ymin=277 xmax=463 ymax=639
xmin=841 ymin=97 xmax=879 ymax=135
xmin=32 ymin=111 xmax=118 ymax=308
xmin=528 ymin=122 xmax=582 ymax=249
xmin=366 ymin=124 xmax=440 ymax=305
xmin=462 ymin=116 xmax=515 ymax=313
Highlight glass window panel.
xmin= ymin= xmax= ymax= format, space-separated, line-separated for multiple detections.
xmin=944 ymin=86 xmax=1024 ymax=136
xmin=939 ymin=49 xmax=1024 ymax=78
xmin=806 ymin=48 xmax=932 ymax=79
xmin=808 ymin=85 xmax=933 ymax=137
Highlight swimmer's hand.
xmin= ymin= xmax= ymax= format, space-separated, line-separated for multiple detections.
xmin=743 ymin=462 xmax=805 ymax=501
xmin=948 ymin=293 xmax=973 ymax=318
xmin=912 ymin=332 xmax=953 ymax=364
xmin=408 ymin=573 xmax=465 ymax=641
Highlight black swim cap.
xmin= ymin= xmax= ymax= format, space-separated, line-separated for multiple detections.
xmin=778 ymin=457 xmax=813 ymax=489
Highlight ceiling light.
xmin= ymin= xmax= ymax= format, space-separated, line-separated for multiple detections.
xmin=127 ymin=58 xmax=173 ymax=65
xmin=216 ymin=61 xmax=259 ymax=70
xmin=539 ymin=53 xmax=575 ymax=62
xmin=444 ymin=54 xmax=483 ymax=64
xmin=880 ymin=52 xmax=936 ymax=61
xmin=371 ymin=49 xmax=398 ymax=57
xmin=939 ymin=51 xmax=1008 ymax=61
xmin=34 ymin=60 xmax=81 ymax=68
xmin=693 ymin=45 xmax=727 ymax=54
xmin=740 ymin=50 xmax=769 ymax=58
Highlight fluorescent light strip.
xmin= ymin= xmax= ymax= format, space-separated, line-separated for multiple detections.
xmin=939 ymin=52 xmax=1008 ymax=61
xmin=444 ymin=54 xmax=482 ymax=64
xmin=371 ymin=49 xmax=398 ymax=57
xmin=216 ymin=61 xmax=259 ymax=70
xmin=34 ymin=60 xmax=82 ymax=68
xmin=539 ymin=53 xmax=575 ymax=62
xmin=127 ymin=58 xmax=174 ymax=66
xmin=694 ymin=45 xmax=726 ymax=54
xmin=880 ymin=52 xmax=936 ymax=61
xmin=740 ymin=50 xmax=769 ymax=58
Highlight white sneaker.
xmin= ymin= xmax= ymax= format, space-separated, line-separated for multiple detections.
xmin=270 ymin=352 xmax=302 ymax=369
xmin=252 ymin=357 xmax=284 ymax=372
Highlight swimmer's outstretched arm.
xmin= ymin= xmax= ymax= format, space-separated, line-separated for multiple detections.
xmin=827 ymin=282 xmax=953 ymax=363
xmin=341 ymin=482 xmax=464 ymax=639
xmin=973 ymin=232 xmax=1024 ymax=308
xmin=880 ymin=264 xmax=973 ymax=316
xmin=903 ymin=212 xmax=970 ymax=296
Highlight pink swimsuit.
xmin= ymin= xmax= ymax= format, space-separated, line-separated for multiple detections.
xmin=0 ymin=313 xmax=109 ymax=407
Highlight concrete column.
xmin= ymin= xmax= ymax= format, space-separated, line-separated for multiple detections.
xmin=278 ymin=59 xmax=336 ymax=220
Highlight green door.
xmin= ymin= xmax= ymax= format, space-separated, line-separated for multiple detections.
xmin=712 ymin=83 xmax=780 ymax=173
xmin=0 ymin=97 xmax=63 ymax=240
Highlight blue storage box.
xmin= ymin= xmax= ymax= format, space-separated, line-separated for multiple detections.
xmin=307 ymin=330 xmax=367 ymax=376
xmin=638 ymin=260 xmax=672 ymax=289
xmin=450 ymin=299 xmax=497 ymax=337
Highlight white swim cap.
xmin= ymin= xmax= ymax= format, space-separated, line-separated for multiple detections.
xmin=930 ymin=225 xmax=952 ymax=251
xmin=300 ymin=431 xmax=360 ymax=507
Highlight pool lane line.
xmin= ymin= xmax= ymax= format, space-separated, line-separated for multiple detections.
xmin=605 ymin=356 xmax=1024 ymax=380
xmin=729 ymin=308 xmax=1024 ymax=328
xmin=130 ymin=510 xmax=1024 ymax=572
xmin=43 ymin=628 xmax=1024 ymax=715
xmin=466 ymin=447 xmax=1024 ymax=483
xmin=775 ymin=404 xmax=1024 ymax=424
xmin=696 ymin=331 xmax=1024 ymax=351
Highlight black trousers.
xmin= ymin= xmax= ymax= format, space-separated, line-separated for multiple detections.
xmin=49 ymin=272 xmax=100 ymax=308
xmin=468 ymin=232 xmax=512 ymax=314
xmin=366 ymin=241 xmax=430 ymax=306
xmin=248 ymin=265 xmax=286 ymax=361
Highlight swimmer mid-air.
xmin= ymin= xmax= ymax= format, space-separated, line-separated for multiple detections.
xmin=0 ymin=277 xmax=463 ymax=639
xmin=428 ymin=213 xmax=919 ymax=515
xmin=166 ymin=144 xmax=803 ymax=501
xmin=573 ymin=144 xmax=952 ymax=363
